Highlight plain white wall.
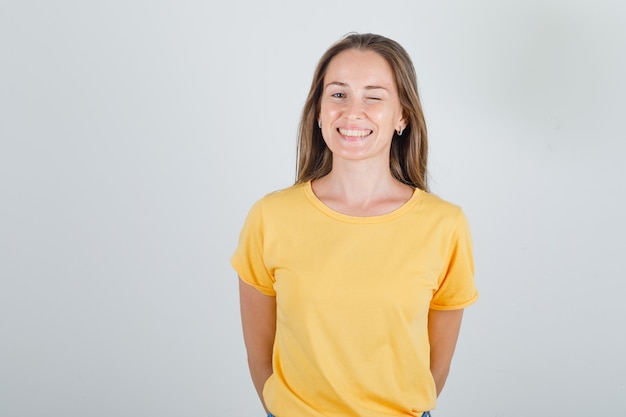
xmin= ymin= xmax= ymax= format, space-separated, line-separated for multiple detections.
xmin=1 ymin=1 xmax=624 ymax=416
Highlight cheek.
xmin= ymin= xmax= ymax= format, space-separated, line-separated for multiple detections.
xmin=378 ymin=108 xmax=402 ymax=126
xmin=370 ymin=109 xmax=392 ymax=126
xmin=320 ymin=102 xmax=342 ymax=119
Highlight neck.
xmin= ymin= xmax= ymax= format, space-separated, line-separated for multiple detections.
xmin=311 ymin=159 xmax=413 ymax=216
xmin=323 ymin=164 xmax=396 ymax=201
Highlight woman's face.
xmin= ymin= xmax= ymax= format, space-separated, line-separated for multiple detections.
xmin=319 ymin=49 xmax=406 ymax=164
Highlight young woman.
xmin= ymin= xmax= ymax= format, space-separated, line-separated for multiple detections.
xmin=232 ymin=33 xmax=478 ymax=417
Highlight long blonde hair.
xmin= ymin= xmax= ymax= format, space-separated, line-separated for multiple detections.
xmin=295 ymin=33 xmax=429 ymax=191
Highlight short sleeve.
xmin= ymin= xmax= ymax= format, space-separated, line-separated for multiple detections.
xmin=231 ymin=199 xmax=276 ymax=296
xmin=430 ymin=209 xmax=478 ymax=310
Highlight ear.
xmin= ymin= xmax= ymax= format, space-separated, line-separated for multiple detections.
xmin=398 ymin=116 xmax=408 ymax=132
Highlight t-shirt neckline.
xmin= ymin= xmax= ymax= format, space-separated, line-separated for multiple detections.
xmin=302 ymin=180 xmax=422 ymax=224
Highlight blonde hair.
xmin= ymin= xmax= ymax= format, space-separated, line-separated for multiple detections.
xmin=295 ymin=33 xmax=429 ymax=191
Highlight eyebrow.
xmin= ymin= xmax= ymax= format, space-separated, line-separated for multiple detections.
xmin=324 ymin=81 xmax=389 ymax=91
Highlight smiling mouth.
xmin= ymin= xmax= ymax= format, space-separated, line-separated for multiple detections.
xmin=338 ymin=128 xmax=372 ymax=138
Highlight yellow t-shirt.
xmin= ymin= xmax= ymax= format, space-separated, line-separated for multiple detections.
xmin=231 ymin=181 xmax=478 ymax=417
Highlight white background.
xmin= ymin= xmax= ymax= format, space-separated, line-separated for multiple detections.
xmin=1 ymin=1 xmax=625 ymax=416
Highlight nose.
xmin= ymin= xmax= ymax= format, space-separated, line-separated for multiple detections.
xmin=346 ymin=98 xmax=364 ymax=120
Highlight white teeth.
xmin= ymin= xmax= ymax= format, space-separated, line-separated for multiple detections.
xmin=339 ymin=128 xmax=371 ymax=137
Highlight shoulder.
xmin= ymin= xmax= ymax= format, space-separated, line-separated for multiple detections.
xmin=239 ymin=183 xmax=312 ymax=235
xmin=414 ymin=191 xmax=470 ymax=233
xmin=258 ymin=182 xmax=307 ymax=205
xmin=419 ymin=191 xmax=464 ymax=217
xmin=248 ymin=182 xmax=309 ymax=217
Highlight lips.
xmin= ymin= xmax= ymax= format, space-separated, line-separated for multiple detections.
xmin=338 ymin=128 xmax=373 ymax=138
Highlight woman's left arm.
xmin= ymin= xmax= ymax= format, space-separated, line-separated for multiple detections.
xmin=428 ymin=308 xmax=464 ymax=397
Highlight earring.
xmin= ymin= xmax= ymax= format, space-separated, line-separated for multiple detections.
xmin=397 ymin=126 xmax=403 ymax=136
xmin=318 ymin=120 xmax=322 ymax=128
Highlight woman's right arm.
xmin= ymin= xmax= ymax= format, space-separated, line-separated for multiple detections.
xmin=239 ymin=277 xmax=276 ymax=413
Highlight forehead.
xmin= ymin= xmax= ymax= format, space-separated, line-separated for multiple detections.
xmin=324 ymin=49 xmax=396 ymax=89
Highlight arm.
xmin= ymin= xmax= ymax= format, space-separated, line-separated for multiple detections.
xmin=428 ymin=308 xmax=464 ymax=397
xmin=239 ymin=277 xmax=276 ymax=412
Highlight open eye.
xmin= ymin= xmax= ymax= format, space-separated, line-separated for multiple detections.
xmin=331 ymin=92 xmax=345 ymax=98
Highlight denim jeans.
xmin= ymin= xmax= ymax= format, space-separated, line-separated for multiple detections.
xmin=268 ymin=413 xmax=431 ymax=416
